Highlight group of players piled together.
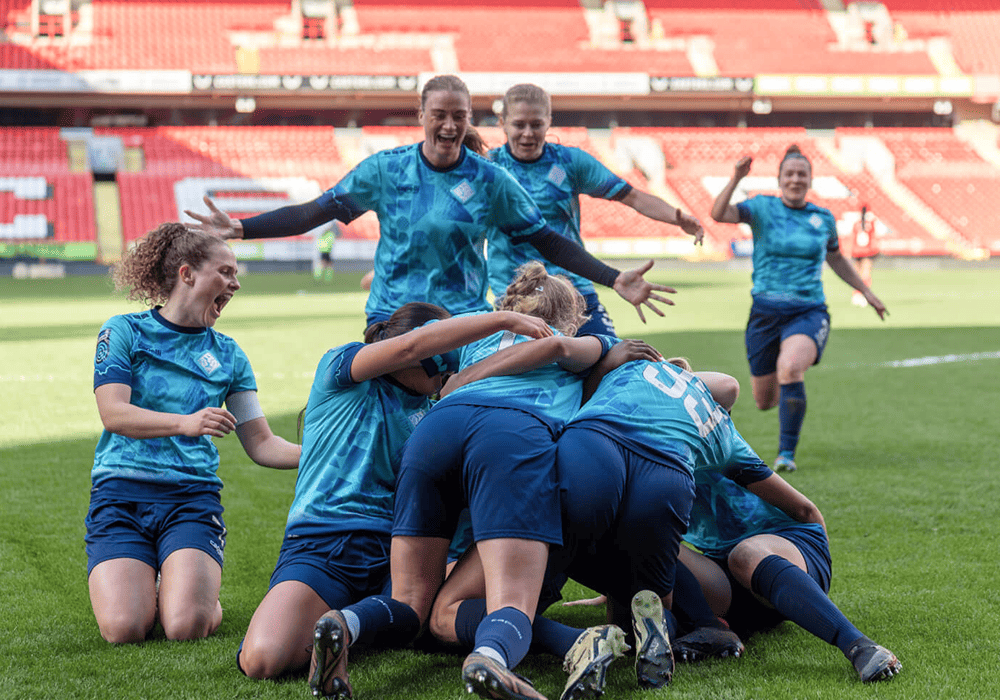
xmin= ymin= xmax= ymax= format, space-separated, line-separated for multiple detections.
xmin=87 ymin=75 xmax=900 ymax=700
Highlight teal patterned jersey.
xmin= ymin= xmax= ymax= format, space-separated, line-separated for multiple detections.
xmin=684 ymin=463 xmax=825 ymax=559
xmin=487 ymin=143 xmax=630 ymax=296
xmin=436 ymin=319 xmax=612 ymax=433
xmin=285 ymin=342 xmax=433 ymax=538
xmin=91 ymin=308 xmax=257 ymax=493
xmin=319 ymin=143 xmax=548 ymax=321
xmin=569 ymin=359 xmax=735 ymax=474
xmin=737 ymin=195 xmax=840 ymax=303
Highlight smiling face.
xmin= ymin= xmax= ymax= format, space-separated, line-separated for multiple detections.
xmin=501 ymin=100 xmax=551 ymax=162
xmin=183 ymin=243 xmax=240 ymax=327
xmin=419 ymin=89 xmax=471 ymax=168
xmin=778 ymin=156 xmax=812 ymax=208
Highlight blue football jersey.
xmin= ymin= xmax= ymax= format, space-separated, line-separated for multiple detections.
xmin=684 ymin=463 xmax=825 ymax=559
xmin=437 ymin=320 xmax=602 ymax=433
xmin=285 ymin=342 xmax=434 ymax=538
xmin=487 ymin=143 xmax=630 ymax=296
xmin=569 ymin=359 xmax=736 ymax=473
xmin=737 ymin=195 xmax=839 ymax=303
xmin=318 ymin=143 xmax=548 ymax=321
xmin=91 ymin=308 xmax=257 ymax=493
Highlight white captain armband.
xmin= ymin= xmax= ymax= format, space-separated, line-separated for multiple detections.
xmin=226 ymin=391 xmax=265 ymax=426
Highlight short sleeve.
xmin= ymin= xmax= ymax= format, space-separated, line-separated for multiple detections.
xmin=718 ymin=430 xmax=773 ymax=485
xmin=317 ymin=342 xmax=367 ymax=391
xmin=569 ymin=148 xmax=631 ymax=201
xmin=490 ymin=168 xmax=548 ymax=243
xmin=327 ymin=154 xmax=383 ymax=221
xmin=736 ymin=197 xmax=756 ymax=224
xmin=824 ymin=210 xmax=840 ymax=252
xmin=93 ymin=316 xmax=134 ymax=390
xmin=229 ymin=344 xmax=258 ymax=395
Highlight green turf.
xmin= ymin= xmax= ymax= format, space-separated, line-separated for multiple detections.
xmin=2 ymin=266 xmax=998 ymax=699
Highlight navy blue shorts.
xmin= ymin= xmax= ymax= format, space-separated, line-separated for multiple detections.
xmin=393 ymin=404 xmax=562 ymax=546
xmin=268 ymin=530 xmax=392 ymax=610
xmin=715 ymin=523 xmax=832 ymax=637
xmin=745 ymin=297 xmax=830 ymax=377
xmin=576 ymin=291 xmax=616 ymax=337
xmin=554 ymin=425 xmax=695 ymax=601
xmin=84 ymin=492 xmax=226 ymax=575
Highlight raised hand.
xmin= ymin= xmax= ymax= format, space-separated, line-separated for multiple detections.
xmin=184 ymin=196 xmax=243 ymax=240
xmin=613 ymin=260 xmax=677 ymax=323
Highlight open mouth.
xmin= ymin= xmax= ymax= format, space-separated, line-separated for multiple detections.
xmin=437 ymin=134 xmax=458 ymax=147
xmin=213 ymin=293 xmax=232 ymax=316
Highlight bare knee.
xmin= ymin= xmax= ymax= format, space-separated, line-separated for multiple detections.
xmin=161 ymin=600 xmax=221 ymax=641
xmin=726 ymin=544 xmax=760 ymax=589
xmin=239 ymin=636 xmax=298 ymax=679
xmin=98 ymin=613 xmax=155 ymax=644
xmin=429 ymin=601 xmax=460 ymax=645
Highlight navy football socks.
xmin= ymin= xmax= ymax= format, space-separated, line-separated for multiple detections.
xmin=343 ymin=595 xmax=420 ymax=648
xmin=473 ymin=606 xmax=533 ymax=669
xmin=750 ymin=554 xmax=863 ymax=655
xmin=778 ymin=381 xmax=807 ymax=457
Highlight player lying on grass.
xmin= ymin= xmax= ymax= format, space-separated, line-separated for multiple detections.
xmin=677 ymin=461 xmax=902 ymax=683
xmin=563 ymin=359 xmax=902 ymax=685
xmin=307 ymin=263 xmax=617 ymax=700
xmin=237 ymin=302 xmax=552 ymax=679
xmin=87 ymin=223 xmax=301 ymax=644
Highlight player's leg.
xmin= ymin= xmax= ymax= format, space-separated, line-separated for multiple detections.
xmin=745 ymin=301 xmax=783 ymax=411
xmin=85 ymin=498 xmax=159 ymax=643
xmin=773 ymin=332 xmax=819 ymax=471
xmin=155 ymin=495 xmax=228 ymax=640
xmin=88 ymin=558 xmax=158 ymax=644
xmin=158 ymin=548 xmax=223 ymax=640
xmin=728 ymin=531 xmax=900 ymax=682
xmin=671 ymin=553 xmax=743 ymax=663
xmin=240 ymin=580 xmax=331 ymax=678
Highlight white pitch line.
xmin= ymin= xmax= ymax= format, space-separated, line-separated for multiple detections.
xmin=842 ymin=350 xmax=1000 ymax=369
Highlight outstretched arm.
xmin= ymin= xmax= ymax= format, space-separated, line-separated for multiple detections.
xmin=619 ymin=188 xmax=704 ymax=245
xmin=711 ymin=156 xmax=752 ymax=223
xmin=185 ymin=195 xmax=345 ymax=241
xmin=527 ymin=231 xmax=677 ymax=323
xmin=826 ymin=250 xmax=888 ymax=319
xmin=350 ymin=311 xmax=553 ymax=383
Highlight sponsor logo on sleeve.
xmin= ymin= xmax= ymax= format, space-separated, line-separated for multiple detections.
xmin=809 ymin=213 xmax=824 ymax=229
xmin=95 ymin=328 xmax=111 ymax=364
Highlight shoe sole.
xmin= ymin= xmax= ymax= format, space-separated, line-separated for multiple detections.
xmin=310 ymin=615 xmax=350 ymax=699
xmin=463 ymin=659 xmax=546 ymax=700
xmin=561 ymin=650 xmax=615 ymax=700
xmin=631 ymin=591 xmax=673 ymax=689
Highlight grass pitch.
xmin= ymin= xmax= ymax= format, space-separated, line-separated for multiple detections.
xmin=2 ymin=264 xmax=998 ymax=699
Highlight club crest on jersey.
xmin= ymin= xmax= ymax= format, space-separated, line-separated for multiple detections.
xmin=450 ymin=180 xmax=475 ymax=203
xmin=809 ymin=213 xmax=824 ymax=229
xmin=95 ymin=328 xmax=111 ymax=364
xmin=409 ymin=409 xmax=427 ymax=428
xmin=198 ymin=351 xmax=222 ymax=374
xmin=546 ymin=165 xmax=567 ymax=187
